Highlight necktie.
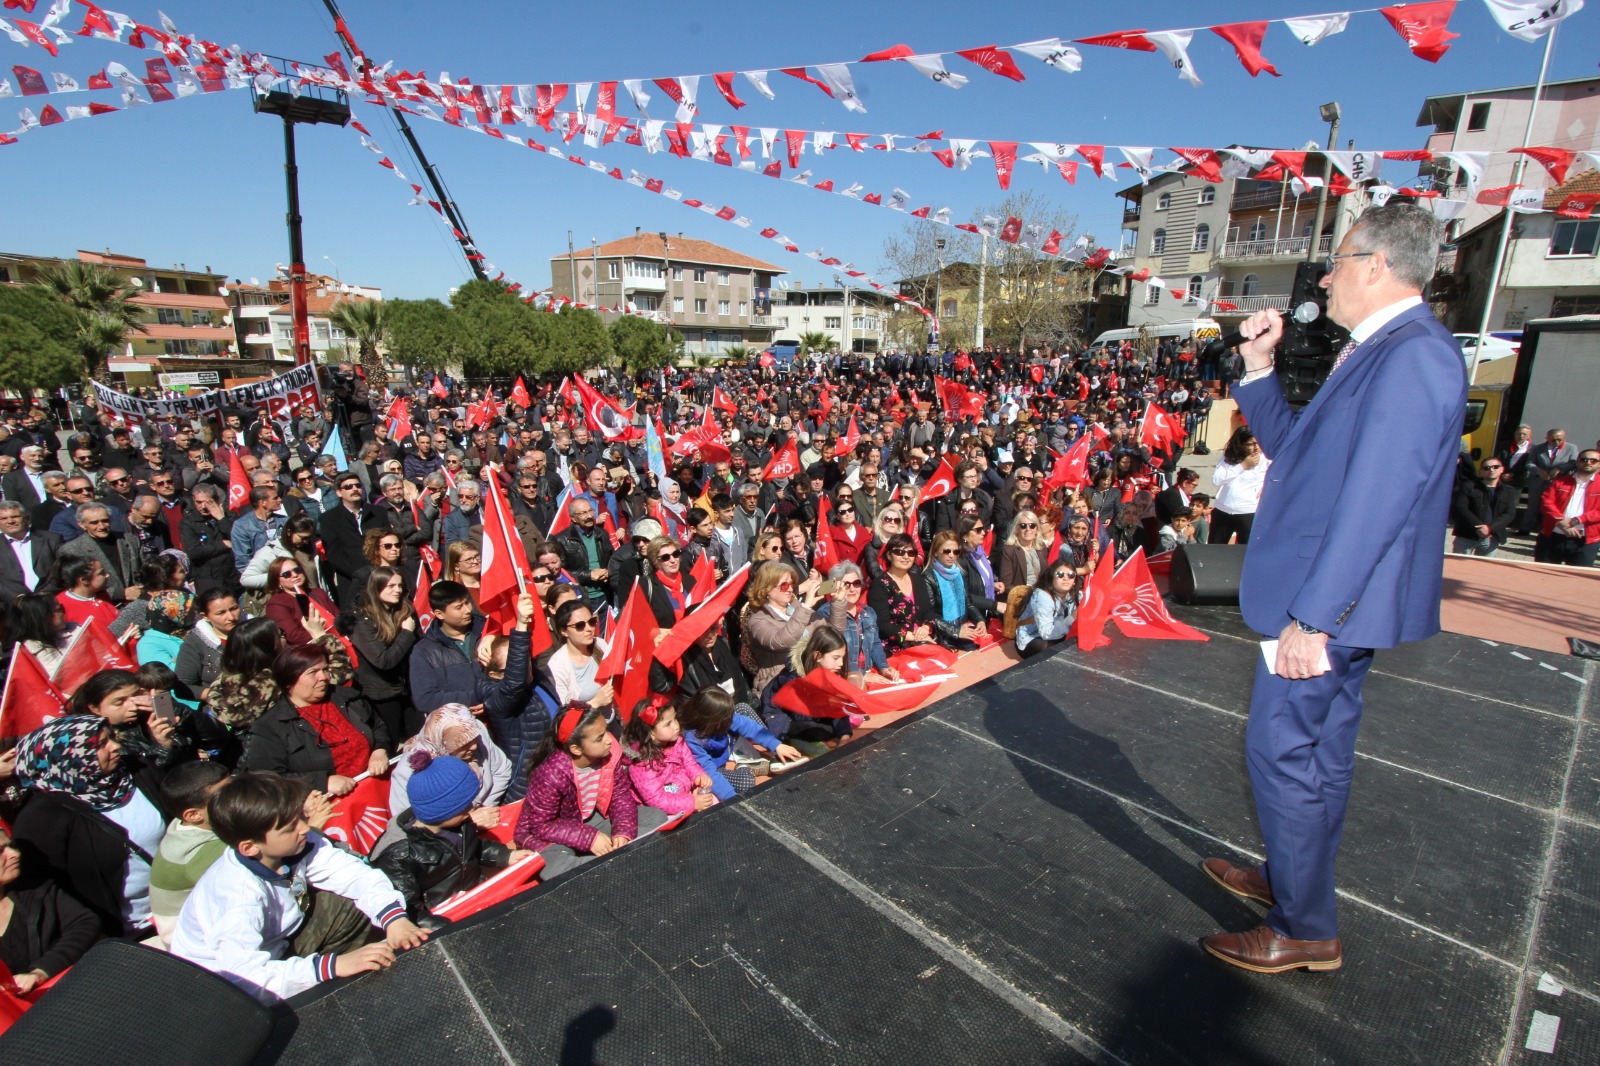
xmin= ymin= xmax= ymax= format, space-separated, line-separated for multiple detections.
xmin=1330 ymin=338 xmax=1358 ymax=376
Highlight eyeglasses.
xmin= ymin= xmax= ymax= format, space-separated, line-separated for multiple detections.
xmin=1480 ymin=464 xmax=1503 ymax=470
xmin=109 ymin=476 xmax=130 ymax=485
xmin=280 ymin=567 xmax=302 ymax=576
xmin=380 ymin=541 xmax=401 ymax=550
xmin=937 ymin=547 xmax=960 ymax=556
xmin=836 ymin=506 xmax=855 ymax=515
xmin=1579 ymin=456 xmax=1600 ymax=463
xmin=68 ymin=486 xmax=93 ymax=495
xmin=882 ymin=515 xmax=903 ymax=525
xmin=1322 ymin=251 xmax=1378 ymax=274
xmin=838 ymin=578 xmax=861 ymax=588
xmin=532 ymin=572 xmax=554 ymax=583
xmin=567 ymin=617 xmax=596 ymax=631
xmin=889 ymin=547 xmax=915 ymax=557
xmin=656 ymin=549 xmax=681 ymax=560
xmin=1053 ymin=571 xmax=1074 ymax=580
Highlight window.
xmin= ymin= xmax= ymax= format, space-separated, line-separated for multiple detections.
xmin=1551 ymin=294 xmax=1600 ymax=316
xmin=633 ymin=295 xmax=660 ymax=312
xmin=672 ymin=267 xmax=683 ymax=281
xmin=1199 ymin=187 xmax=1216 ymax=205
xmin=1467 ymin=102 xmax=1491 ymax=132
xmin=825 ymin=316 xmax=842 ymax=329
xmin=157 ymin=307 xmax=185 ymax=325
xmin=1241 ymin=274 xmax=1259 ymax=297
xmin=673 ymin=296 xmax=685 ymax=313
xmin=1188 ymin=275 xmax=1203 ymax=300
xmin=1248 ymin=219 xmax=1268 ymax=242
xmin=779 ymin=317 xmax=790 ymax=328
xmin=717 ymin=270 xmax=730 ymax=285
xmin=941 ymin=298 xmax=958 ymax=318
xmin=191 ymin=311 xmax=213 ymax=326
xmin=1145 ymin=286 xmax=1161 ymax=306
xmin=1157 ymin=193 xmax=1171 ymax=210
xmin=607 ymin=262 xmax=619 ymax=280
xmin=1301 ymin=219 xmax=1315 ymax=237
xmin=739 ymin=301 xmax=749 ymax=317
xmin=1549 ymin=218 xmax=1600 ymax=257
xmin=718 ymin=300 xmax=731 ymax=315
xmin=1151 ymin=229 xmax=1167 ymax=255
xmin=693 ymin=268 xmax=707 ymax=283
xmin=1193 ymin=224 xmax=1210 ymax=252
xmin=694 ymin=298 xmax=707 ymax=313
xmin=626 ymin=261 xmax=663 ymax=278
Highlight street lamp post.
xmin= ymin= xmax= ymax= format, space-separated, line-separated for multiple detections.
xmin=932 ymin=238 xmax=946 ymax=351
xmin=1308 ymin=102 xmax=1341 ymax=263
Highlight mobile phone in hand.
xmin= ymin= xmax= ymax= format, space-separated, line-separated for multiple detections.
xmin=151 ymin=691 xmax=177 ymax=722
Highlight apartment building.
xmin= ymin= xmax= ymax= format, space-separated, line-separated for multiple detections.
xmin=1115 ymin=172 xmax=1235 ymax=328
xmin=549 ymin=230 xmax=785 ymax=355
xmin=767 ymin=281 xmax=897 ymax=353
xmin=1417 ymin=75 xmax=1600 ymax=236
xmin=225 ymin=275 xmax=381 ymax=365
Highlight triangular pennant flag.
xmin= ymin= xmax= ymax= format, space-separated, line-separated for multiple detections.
xmin=1211 ymin=22 xmax=1279 ymax=77
xmin=1380 ymin=1 xmax=1460 ymax=63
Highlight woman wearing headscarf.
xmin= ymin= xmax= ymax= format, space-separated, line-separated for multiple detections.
xmin=10 ymin=716 xmax=167 ymax=938
xmin=385 ymin=704 xmax=512 ymax=830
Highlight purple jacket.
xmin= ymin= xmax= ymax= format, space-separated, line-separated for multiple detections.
xmin=513 ymin=748 xmax=639 ymax=853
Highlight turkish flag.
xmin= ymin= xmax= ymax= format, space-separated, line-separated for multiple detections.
xmin=653 ymin=563 xmax=751 ymax=667
xmin=813 ymin=497 xmax=841 ymax=574
xmin=1106 ymin=550 xmax=1208 ymax=641
xmin=226 ymin=449 xmax=251 ymax=512
xmin=685 ymin=550 xmax=718 ymax=606
xmin=569 ymin=374 xmax=642 ymax=442
xmin=613 ymin=583 xmax=660 ymax=724
xmin=764 ymin=439 xmax=801 ymax=480
xmin=509 ymin=375 xmax=532 ymax=408
xmin=998 ymin=216 xmax=1024 ymax=244
xmin=0 ymin=645 xmax=68 ymax=743
xmin=53 ymin=617 xmax=138 ymax=696
xmin=430 ymin=375 xmax=449 ymax=399
xmin=1030 ymin=365 xmax=1045 ymax=384
xmin=885 ymin=643 xmax=958 ymax=680
xmin=919 ymin=456 xmax=957 ymax=505
xmin=1075 ymin=551 xmax=1117 ymax=652
xmin=772 ymin=666 xmax=943 ymax=719
xmin=597 ymin=581 xmax=647 ymax=685
xmin=712 ymin=385 xmax=737 ymax=413
xmin=321 ymin=777 xmax=391 ymax=856
xmin=671 ymin=424 xmax=731 ymax=465
xmin=1138 ymin=402 xmax=1185 ymax=451
xmin=478 ymin=463 xmax=542 ymax=648
xmin=432 ymin=852 xmax=545 ymax=921
xmin=1043 ymin=436 xmax=1093 ymax=494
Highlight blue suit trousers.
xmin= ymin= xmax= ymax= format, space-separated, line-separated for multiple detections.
xmin=1245 ymin=644 xmax=1375 ymax=942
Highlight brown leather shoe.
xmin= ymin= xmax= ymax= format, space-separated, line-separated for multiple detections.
xmin=1202 ymin=858 xmax=1276 ymax=907
xmin=1202 ymin=925 xmax=1342 ymax=973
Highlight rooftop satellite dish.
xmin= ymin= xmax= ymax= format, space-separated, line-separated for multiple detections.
xmin=250 ymin=277 xmax=260 ymax=286
xmin=218 ymin=286 xmax=230 ymax=297
xmin=129 ymin=277 xmax=144 ymax=287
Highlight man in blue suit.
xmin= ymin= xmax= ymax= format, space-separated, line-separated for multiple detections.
xmin=1200 ymin=204 xmax=1467 ymax=974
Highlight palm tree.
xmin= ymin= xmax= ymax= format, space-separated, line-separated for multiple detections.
xmin=799 ymin=330 xmax=831 ymax=355
xmin=722 ymin=344 xmax=751 ymax=364
xmin=326 ymin=297 xmax=389 ymax=387
xmin=32 ymin=261 xmax=146 ymax=384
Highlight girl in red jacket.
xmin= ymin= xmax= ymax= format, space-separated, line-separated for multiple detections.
xmin=622 ymin=695 xmax=716 ymax=818
xmin=512 ymin=703 xmax=664 ymax=879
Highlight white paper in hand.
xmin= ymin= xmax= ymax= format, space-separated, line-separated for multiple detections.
xmin=1260 ymin=639 xmax=1332 ymax=677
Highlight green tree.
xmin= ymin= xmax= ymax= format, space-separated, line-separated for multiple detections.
xmin=609 ymin=316 xmax=683 ymax=374
xmin=31 ymin=260 xmax=146 ymax=384
xmin=453 ymin=296 xmax=546 ymax=379
xmin=721 ymin=344 xmax=751 ymax=364
xmin=547 ymin=309 xmax=613 ymax=375
xmin=799 ymin=330 xmax=832 ymax=355
xmin=326 ymin=297 xmax=389 ymax=385
xmin=0 ymin=286 xmax=85 ymax=392
xmin=385 ymin=299 xmax=455 ymax=371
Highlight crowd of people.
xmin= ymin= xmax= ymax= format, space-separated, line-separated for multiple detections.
xmin=0 ymin=335 xmax=1583 ymax=1008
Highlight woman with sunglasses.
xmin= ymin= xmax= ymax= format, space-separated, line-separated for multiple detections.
xmin=1015 ymin=563 xmax=1080 ymax=658
xmin=263 ymin=555 xmax=338 ymax=648
xmin=924 ymin=529 xmax=986 ymax=650
xmin=443 ymin=541 xmax=482 ymax=607
xmin=350 ymin=565 xmax=422 ymax=745
xmin=240 ymin=513 xmax=324 ymax=604
xmin=538 ymin=599 xmax=614 ymax=710
xmin=867 ymin=532 xmax=937 ymax=648
xmin=998 ymin=509 xmax=1051 ymax=596
xmin=813 ymin=561 xmax=898 ymax=687
xmin=826 ymin=491 xmax=870 ymax=568
xmin=740 ymin=560 xmax=825 ymax=695
xmin=642 ymin=536 xmax=699 ymax=628
xmin=865 ymin=505 xmax=906 ymax=581
xmin=362 ymin=529 xmax=410 ymax=593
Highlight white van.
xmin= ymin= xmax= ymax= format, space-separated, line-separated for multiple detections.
xmin=1090 ymin=318 xmax=1223 ymax=351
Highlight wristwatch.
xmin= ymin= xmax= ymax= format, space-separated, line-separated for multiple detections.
xmin=1291 ymin=617 xmax=1322 ymax=635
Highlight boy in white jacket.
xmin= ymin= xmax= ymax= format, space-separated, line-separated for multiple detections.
xmin=170 ymin=772 xmax=429 ymax=1004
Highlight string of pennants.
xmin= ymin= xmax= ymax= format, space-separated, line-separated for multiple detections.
xmin=5 ymin=1 xmax=1568 ymax=123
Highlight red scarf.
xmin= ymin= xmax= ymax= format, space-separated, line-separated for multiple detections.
xmin=296 ymin=700 xmax=370 ymax=777
xmin=654 ymin=568 xmax=688 ymax=620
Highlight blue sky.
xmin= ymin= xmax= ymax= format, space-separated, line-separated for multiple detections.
xmin=4 ymin=1 xmax=1596 ymax=299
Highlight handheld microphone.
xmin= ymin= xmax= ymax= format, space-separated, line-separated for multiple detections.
xmin=1208 ymin=302 xmax=1322 ymax=354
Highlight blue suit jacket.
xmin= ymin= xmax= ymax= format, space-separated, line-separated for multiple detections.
xmin=1233 ymin=304 xmax=1467 ymax=650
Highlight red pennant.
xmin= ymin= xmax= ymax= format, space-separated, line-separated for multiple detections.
xmin=860 ymin=44 xmax=916 ymax=62
xmin=954 ymin=46 xmax=1026 ymax=82
xmin=1380 ymin=1 xmax=1460 ymax=63
xmin=1511 ymin=146 xmax=1576 ymax=185
xmin=712 ymin=71 xmax=746 ymax=109
xmin=784 ymin=129 xmax=806 ymax=168
xmin=36 ymin=104 xmax=62 ymax=125
xmin=1211 ymin=22 xmax=1279 ymax=77
xmin=9 ymin=17 xmax=58 ymax=56
xmin=990 ymin=141 xmax=1019 ymax=189
xmin=1555 ymin=193 xmax=1600 ymax=220
xmin=1073 ymin=30 xmax=1156 ymax=52
xmin=780 ymin=66 xmax=835 ymax=97
xmin=321 ymin=777 xmax=391 ymax=856
xmin=763 ymin=438 xmax=802 ymax=481
xmin=11 ymin=65 xmax=47 ymax=96
xmin=1170 ymin=147 xmax=1224 ymax=183
xmin=53 ymin=617 xmax=137 ymax=697
xmin=533 ymin=83 xmax=566 ymax=130
xmin=998 ymin=216 xmax=1024 ymax=244
xmin=1078 ymin=145 xmax=1106 ymax=178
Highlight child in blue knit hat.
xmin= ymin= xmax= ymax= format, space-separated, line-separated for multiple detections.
xmin=370 ymin=752 xmax=534 ymax=927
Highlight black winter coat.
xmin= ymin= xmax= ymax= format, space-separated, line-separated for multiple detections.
xmin=239 ymin=686 xmax=389 ymax=792
xmin=370 ymin=810 xmax=514 ymax=925
xmin=10 ymin=785 xmax=164 ymax=938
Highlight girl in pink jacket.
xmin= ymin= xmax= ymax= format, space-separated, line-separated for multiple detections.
xmin=623 ymin=695 xmax=716 ymax=817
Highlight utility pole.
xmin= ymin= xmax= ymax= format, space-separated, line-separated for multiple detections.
xmin=567 ymin=231 xmax=577 ymax=301
xmin=1308 ymin=102 xmax=1341 ymax=262
xmin=976 ymin=234 xmax=989 ymax=349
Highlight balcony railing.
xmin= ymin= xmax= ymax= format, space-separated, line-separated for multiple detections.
xmin=1114 ymin=245 xmax=1138 ymax=260
xmin=1212 ymin=294 xmax=1291 ymax=314
xmin=1219 ymin=235 xmax=1333 ymax=261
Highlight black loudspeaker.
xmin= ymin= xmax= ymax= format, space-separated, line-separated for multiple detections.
xmin=1276 ymin=261 xmax=1351 ymax=407
xmin=0 ymin=940 xmax=274 ymax=1066
xmin=1169 ymin=543 xmax=1246 ymax=606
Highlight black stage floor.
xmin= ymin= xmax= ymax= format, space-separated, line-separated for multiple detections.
xmin=263 ymin=606 xmax=1597 ymax=1065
